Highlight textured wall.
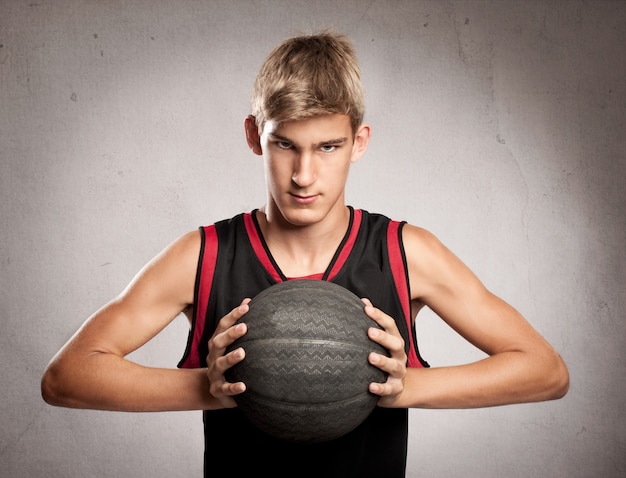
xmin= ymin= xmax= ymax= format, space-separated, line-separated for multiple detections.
xmin=1 ymin=1 xmax=624 ymax=477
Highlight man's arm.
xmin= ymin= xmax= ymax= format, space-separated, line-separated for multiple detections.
xmin=367 ymin=224 xmax=569 ymax=409
xmin=41 ymin=230 xmax=226 ymax=412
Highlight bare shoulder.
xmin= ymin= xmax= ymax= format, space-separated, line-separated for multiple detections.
xmin=400 ymin=223 xmax=485 ymax=303
xmin=123 ymin=229 xmax=202 ymax=308
xmin=400 ymin=224 xmax=463 ymax=277
xmin=148 ymin=229 xmax=202 ymax=272
xmin=82 ymin=228 xmax=202 ymax=326
xmin=400 ymin=223 xmax=447 ymax=257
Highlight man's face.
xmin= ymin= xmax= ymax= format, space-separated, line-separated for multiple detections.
xmin=258 ymin=114 xmax=369 ymax=227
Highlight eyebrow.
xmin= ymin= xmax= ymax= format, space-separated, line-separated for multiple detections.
xmin=269 ymin=133 xmax=349 ymax=148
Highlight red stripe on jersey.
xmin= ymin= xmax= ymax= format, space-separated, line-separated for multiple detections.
xmin=326 ymin=208 xmax=362 ymax=281
xmin=183 ymin=225 xmax=218 ymax=369
xmin=243 ymin=212 xmax=282 ymax=282
xmin=387 ymin=221 xmax=422 ymax=368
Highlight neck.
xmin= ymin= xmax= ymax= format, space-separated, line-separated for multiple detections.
xmin=255 ymin=206 xmax=351 ymax=277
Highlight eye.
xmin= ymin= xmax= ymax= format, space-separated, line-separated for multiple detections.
xmin=320 ymin=144 xmax=337 ymax=153
xmin=276 ymin=141 xmax=292 ymax=150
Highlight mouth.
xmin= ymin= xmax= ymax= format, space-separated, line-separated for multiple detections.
xmin=290 ymin=193 xmax=319 ymax=205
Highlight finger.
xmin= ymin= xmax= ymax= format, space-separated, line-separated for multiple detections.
xmin=224 ymin=343 xmax=246 ymax=367
xmin=368 ymin=381 xmax=385 ymax=396
xmin=224 ymin=380 xmax=246 ymax=395
xmin=207 ymin=348 xmax=247 ymax=403
xmin=206 ymin=325 xmax=247 ymax=382
xmin=368 ymin=349 xmax=394 ymax=374
xmin=372 ymin=350 xmax=406 ymax=382
xmin=210 ymin=381 xmax=245 ymax=408
xmin=368 ymin=379 xmax=402 ymax=398
xmin=211 ymin=321 xmax=248 ymax=352
xmin=362 ymin=300 xmax=400 ymax=334
xmin=367 ymin=326 xmax=404 ymax=358
xmin=216 ymin=357 xmax=247 ymax=397
xmin=219 ymin=299 xmax=251 ymax=330
xmin=209 ymin=301 xmax=250 ymax=352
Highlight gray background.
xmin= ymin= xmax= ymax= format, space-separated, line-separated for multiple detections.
xmin=1 ymin=1 xmax=624 ymax=477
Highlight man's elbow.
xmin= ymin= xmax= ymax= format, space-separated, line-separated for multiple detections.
xmin=543 ymin=351 xmax=570 ymax=401
xmin=41 ymin=361 xmax=71 ymax=407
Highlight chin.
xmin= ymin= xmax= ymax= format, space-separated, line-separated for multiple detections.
xmin=280 ymin=206 xmax=326 ymax=227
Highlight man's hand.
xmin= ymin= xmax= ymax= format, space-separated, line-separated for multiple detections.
xmin=362 ymin=298 xmax=408 ymax=407
xmin=206 ymin=299 xmax=250 ymax=408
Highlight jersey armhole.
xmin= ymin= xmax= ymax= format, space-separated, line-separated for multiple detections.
xmin=387 ymin=221 xmax=429 ymax=368
xmin=178 ymin=225 xmax=218 ymax=369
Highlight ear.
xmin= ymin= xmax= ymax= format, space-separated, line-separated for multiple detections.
xmin=244 ymin=115 xmax=263 ymax=156
xmin=350 ymin=123 xmax=371 ymax=163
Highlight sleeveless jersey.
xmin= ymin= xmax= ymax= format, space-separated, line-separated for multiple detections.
xmin=179 ymin=207 xmax=428 ymax=478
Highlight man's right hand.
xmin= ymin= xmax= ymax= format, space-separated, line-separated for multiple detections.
xmin=205 ymin=299 xmax=250 ymax=408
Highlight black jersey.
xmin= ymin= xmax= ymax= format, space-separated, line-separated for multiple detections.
xmin=179 ymin=207 xmax=428 ymax=478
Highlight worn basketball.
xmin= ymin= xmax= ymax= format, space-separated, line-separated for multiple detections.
xmin=225 ymin=279 xmax=388 ymax=443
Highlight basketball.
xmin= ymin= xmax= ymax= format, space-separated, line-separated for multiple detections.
xmin=225 ymin=279 xmax=388 ymax=443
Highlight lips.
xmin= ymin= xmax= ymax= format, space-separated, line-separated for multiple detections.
xmin=290 ymin=193 xmax=319 ymax=205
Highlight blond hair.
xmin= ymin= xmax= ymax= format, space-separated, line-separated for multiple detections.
xmin=251 ymin=31 xmax=365 ymax=135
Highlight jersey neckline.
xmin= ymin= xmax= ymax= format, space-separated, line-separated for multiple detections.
xmin=242 ymin=206 xmax=363 ymax=283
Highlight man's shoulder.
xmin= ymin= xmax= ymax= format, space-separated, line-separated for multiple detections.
xmin=356 ymin=208 xmax=408 ymax=231
xmin=202 ymin=210 xmax=250 ymax=228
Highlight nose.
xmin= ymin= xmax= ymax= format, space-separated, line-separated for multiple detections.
xmin=291 ymin=152 xmax=317 ymax=188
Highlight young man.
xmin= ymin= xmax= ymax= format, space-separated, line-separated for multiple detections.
xmin=42 ymin=32 xmax=569 ymax=477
